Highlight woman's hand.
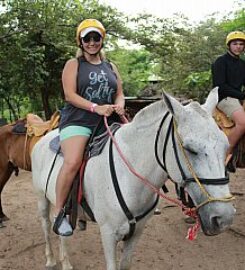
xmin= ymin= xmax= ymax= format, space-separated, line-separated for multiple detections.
xmin=112 ymin=104 xmax=125 ymax=116
xmin=94 ymin=104 xmax=115 ymax=117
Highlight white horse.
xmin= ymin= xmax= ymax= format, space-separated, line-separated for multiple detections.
xmin=32 ymin=88 xmax=235 ymax=270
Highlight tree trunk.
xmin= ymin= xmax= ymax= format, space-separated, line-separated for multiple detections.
xmin=4 ymin=97 xmax=18 ymax=120
xmin=40 ymin=86 xmax=52 ymax=120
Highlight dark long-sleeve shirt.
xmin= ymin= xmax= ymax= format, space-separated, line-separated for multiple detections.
xmin=212 ymin=52 xmax=245 ymax=102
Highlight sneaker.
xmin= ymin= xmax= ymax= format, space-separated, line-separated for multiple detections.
xmin=78 ymin=219 xmax=87 ymax=231
xmin=53 ymin=216 xmax=73 ymax=237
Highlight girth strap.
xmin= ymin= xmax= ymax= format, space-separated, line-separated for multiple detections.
xmin=45 ymin=147 xmax=61 ymax=198
xmin=109 ymin=136 xmax=159 ymax=241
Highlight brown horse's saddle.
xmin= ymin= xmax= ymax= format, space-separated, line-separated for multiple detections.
xmin=26 ymin=111 xmax=60 ymax=137
xmin=11 ymin=111 xmax=60 ymax=171
xmin=213 ymin=107 xmax=245 ymax=169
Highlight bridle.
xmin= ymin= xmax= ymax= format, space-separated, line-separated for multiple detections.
xmin=104 ymin=110 xmax=234 ymax=241
xmin=154 ymin=111 xmax=234 ymax=211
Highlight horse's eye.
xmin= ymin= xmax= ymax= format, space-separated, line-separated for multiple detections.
xmin=184 ymin=147 xmax=198 ymax=155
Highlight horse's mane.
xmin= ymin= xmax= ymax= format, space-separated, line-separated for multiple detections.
xmin=131 ymin=98 xmax=209 ymax=130
xmin=131 ymin=100 xmax=166 ymax=128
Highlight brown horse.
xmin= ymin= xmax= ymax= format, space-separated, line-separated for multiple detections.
xmin=0 ymin=120 xmax=32 ymax=222
xmin=0 ymin=112 xmax=60 ymax=223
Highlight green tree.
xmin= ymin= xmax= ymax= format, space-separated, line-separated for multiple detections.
xmin=108 ymin=47 xmax=152 ymax=96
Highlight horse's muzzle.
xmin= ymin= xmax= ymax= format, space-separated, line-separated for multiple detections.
xmin=198 ymin=202 xmax=235 ymax=236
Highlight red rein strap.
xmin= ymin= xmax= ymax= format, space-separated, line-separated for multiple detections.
xmin=77 ymin=115 xmax=128 ymax=205
xmin=103 ymin=116 xmax=200 ymax=240
xmin=78 ymin=159 xmax=88 ymax=205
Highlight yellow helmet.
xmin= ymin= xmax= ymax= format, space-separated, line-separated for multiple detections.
xmin=76 ymin=19 xmax=106 ymax=46
xmin=226 ymin=31 xmax=245 ymax=46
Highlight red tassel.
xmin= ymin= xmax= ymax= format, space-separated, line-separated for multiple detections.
xmin=186 ymin=222 xmax=200 ymax=241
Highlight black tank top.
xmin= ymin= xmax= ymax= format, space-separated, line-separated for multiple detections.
xmin=59 ymin=58 xmax=118 ymax=130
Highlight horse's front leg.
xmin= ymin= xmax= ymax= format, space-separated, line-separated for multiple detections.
xmin=0 ymin=197 xmax=9 ymax=222
xmin=0 ymin=163 xmax=14 ymax=222
xmin=100 ymin=225 xmax=118 ymax=270
xmin=119 ymin=223 xmax=145 ymax=270
xmin=37 ymin=197 xmax=56 ymax=268
xmin=59 ymin=236 xmax=73 ymax=270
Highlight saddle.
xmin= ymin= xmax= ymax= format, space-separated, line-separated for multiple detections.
xmin=53 ymin=115 xmax=123 ymax=233
xmin=213 ymin=108 xmax=234 ymax=136
xmin=11 ymin=111 xmax=60 ymax=171
xmin=213 ymin=107 xmax=245 ymax=168
xmin=26 ymin=111 xmax=60 ymax=154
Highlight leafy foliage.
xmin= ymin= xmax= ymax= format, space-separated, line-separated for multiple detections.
xmin=0 ymin=0 xmax=244 ymax=120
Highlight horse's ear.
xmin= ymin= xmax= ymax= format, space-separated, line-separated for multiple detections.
xmin=202 ymin=87 xmax=219 ymax=115
xmin=162 ymin=92 xmax=183 ymax=117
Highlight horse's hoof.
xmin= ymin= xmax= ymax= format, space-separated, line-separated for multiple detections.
xmin=46 ymin=265 xmax=57 ymax=269
xmin=154 ymin=208 xmax=161 ymax=215
xmin=0 ymin=215 xmax=10 ymax=222
xmin=0 ymin=221 xmax=6 ymax=228
xmin=46 ymin=258 xmax=57 ymax=268
xmin=62 ymin=261 xmax=73 ymax=270
xmin=46 ymin=266 xmax=58 ymax=270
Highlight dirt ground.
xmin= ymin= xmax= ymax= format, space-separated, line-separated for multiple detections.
xmin=0 ymin=169 xmax=245 ymax=270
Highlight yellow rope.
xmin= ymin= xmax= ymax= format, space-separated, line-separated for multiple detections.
xmin=173 ymin=119 xmax=234 ymax=209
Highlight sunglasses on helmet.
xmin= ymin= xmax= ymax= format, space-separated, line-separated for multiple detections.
xmin=82 ymin=32 xmax=102 ymax=43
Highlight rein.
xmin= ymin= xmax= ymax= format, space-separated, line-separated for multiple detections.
xmin=104 ymin=116 xmax=184 ymax=207
xmin=154 ymin=112 xmax=234 ymax=210
xmin=104 ymin=111 xmax=234 ymax=240
xmin=105 ymin=109 xmax=234 ymax=210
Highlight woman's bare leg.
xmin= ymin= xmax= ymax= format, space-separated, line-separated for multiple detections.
xmin=54 ymin=135 xmax=89 ymax=235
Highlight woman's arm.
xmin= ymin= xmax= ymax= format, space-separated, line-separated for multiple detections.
xmin=62 ymin=58 xmax=94 ymax=110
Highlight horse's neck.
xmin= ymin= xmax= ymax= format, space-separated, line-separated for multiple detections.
xmin=124 ymin=100 xmax=167 ymax=139
xmin=114 ymin=101 xmax=169 ymax=187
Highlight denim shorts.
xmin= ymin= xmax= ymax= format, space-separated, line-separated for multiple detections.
xmin=217 ymin=97 xmax=243 ymax=118
xmin=59 ymin=125 xmax=92 ymax=141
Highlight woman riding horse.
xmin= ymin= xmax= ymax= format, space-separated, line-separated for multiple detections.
xmin=54 ymin=18 xmax=125 ymax=236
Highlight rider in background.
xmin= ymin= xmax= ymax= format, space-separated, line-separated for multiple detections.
xmin=54 ymin=19 xmax=125 ymax=236
xmin=212 ymin=31 xmax=245 ymax=170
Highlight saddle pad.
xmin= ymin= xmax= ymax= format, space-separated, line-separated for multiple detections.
xmin=88 ymin=122 xmax=121 ymax=158
xmin=49 ymin=135 xmax=62 ymax=155
xmin=12 ymin=121 xmax=27 ymax=134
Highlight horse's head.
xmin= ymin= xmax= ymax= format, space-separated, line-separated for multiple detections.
xmin=162 ymin=87 xmax=235 ymax=236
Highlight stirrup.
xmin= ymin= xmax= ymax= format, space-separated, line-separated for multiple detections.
xmin=53 ymin=208 xmax=73 ymax=236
